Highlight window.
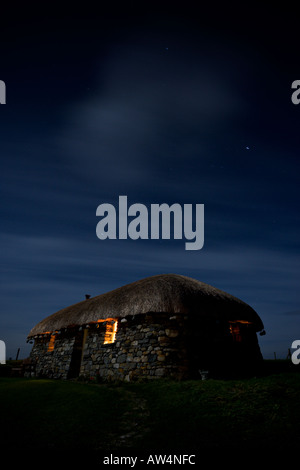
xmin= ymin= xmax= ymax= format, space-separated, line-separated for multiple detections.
xmin=48 ymin=334 xmax=56 ymax=352
xmin=229 ymin=323 xmax=242 ymax=342
xmin=229 ymin=320 xmax=252 ymax=342
xmin=104 ymin=320 xmax=118 ymax=344
xmin=96 ymin=318 xmax=118 ymax=344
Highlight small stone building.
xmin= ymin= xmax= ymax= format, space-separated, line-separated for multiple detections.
xmin=27 ymin=274 xmax=265 ymax=380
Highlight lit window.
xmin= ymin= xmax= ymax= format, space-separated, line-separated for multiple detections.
xmin=95 ymin=318 xmax=118 ymax=344
xmin=48 ymin=334 xmax=56 ymax=352
xmin=229 ymin=320 xmax=252 ymax=342
xmin=104 ymin=320 xmax=118 ymax=344
xmin=229 ymin=323 xmax=242 ymax=342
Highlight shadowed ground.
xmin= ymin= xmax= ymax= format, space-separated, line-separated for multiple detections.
xmin=0 ymin=361 xmax=299 ymax=464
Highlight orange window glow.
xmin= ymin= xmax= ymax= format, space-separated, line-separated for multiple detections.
xmin=229 ymin=323 xmax=242 ymax=342
xmin=104 ymin=320 xmax=118 ymax=344
xmin=48 ymin=334 xmax=56 ymax=352
xmin=229 ymin=320 xmax=252 ymax=342
xmin=95 ymin=318 xmax=118 ymax=344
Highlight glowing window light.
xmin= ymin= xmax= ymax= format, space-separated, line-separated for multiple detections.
xmin=95 ymin=318 xmax=118 ymax=344
xmin=228 ymin=320 xmax=252 ymax=343
xmin=103 ymin=320 xmax=118 ymax=344
xmin=47 ymin=334 xmax=56 ymax=352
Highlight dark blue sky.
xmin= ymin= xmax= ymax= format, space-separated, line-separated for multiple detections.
xmin=1 ymin=4 xmax=299 ymax=360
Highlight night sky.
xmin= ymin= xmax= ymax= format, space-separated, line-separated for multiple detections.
xmin=1 ymin=4 xmax=299 ymax=360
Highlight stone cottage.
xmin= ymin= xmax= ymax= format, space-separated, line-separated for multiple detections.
xmin=27 ymin=274 xmax=265 ymax=380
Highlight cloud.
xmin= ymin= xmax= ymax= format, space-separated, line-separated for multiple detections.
xmin=58 ymin=38 xmax=250 ymax=191
xmin=285 ymin=310 xmax=300 ymax=315
xmin=1 ymin=231 xmax=299 ymax=310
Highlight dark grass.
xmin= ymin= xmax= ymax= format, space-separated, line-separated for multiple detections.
xmin=0 ymin=362 xmax=299 ymax=463
xmin=0 ymin=378 xmax=130 ymax=454
xmin=130 ymin=373 xmax=300 ymax=452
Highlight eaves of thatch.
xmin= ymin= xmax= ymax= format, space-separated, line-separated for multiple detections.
xmin=27 ymin=274 xmax=264 ymax=337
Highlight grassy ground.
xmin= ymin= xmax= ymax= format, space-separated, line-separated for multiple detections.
xmin=0 ymin=362 xmax=299 ymax=463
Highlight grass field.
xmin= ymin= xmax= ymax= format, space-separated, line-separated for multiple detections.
xmin=0 ymin=361 xmax=299 ymax=463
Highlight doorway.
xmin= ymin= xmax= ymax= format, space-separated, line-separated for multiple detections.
xmin=67 ymin=329 xmax=88 ymax=379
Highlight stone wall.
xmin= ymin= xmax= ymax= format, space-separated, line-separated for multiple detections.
xmin=30 ymin=333 xmax=76 ymax=379
xmin=28 ymin=312 xmax=263 ymax=381
xmin=29 ymin=313 xmax=190 ymax=381
xmin=80 ymin=313 xmax=189 ymax=381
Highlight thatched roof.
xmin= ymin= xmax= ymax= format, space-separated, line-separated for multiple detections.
xmin=28 ymin=274 xmax=264 ymax=337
